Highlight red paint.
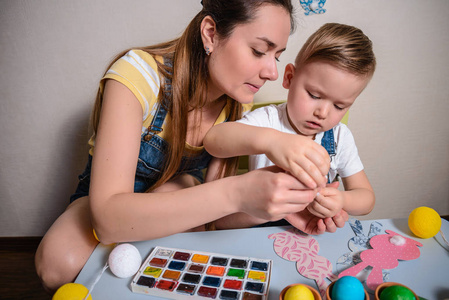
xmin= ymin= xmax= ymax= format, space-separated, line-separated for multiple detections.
xmin=224 ymin=279 xmax=243 ymax=290
xmin=156 ymin=279 xmax=176 ymax=291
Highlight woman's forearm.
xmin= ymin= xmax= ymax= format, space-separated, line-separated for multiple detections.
xmin=90 ymin=176 xmax=241 ymax=244
xmin=91 ymin=166 xmax=317 ymax=245
xmin=214 ymin=212 xmax=269 ymax=230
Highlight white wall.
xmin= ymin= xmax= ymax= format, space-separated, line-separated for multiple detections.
xmin=1 ymin=0 xmax=448 ymax=237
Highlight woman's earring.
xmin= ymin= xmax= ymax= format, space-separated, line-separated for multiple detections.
xmin=205 ymin=47 xmax=211 ymax=56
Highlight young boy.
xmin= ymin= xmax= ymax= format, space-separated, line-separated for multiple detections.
xmin=204 ymin=23 xmax=376 ymax=219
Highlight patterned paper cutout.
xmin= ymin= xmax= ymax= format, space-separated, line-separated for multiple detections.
xmin=336 ymin=218 xmax=389 ymax=292
xmin=268 ymin=228 xmax=336 ymax=298
xmin=338 ymin=230 xmax=423 ymax=291
xmin=299 ymin=0 xmax=327 ymax=16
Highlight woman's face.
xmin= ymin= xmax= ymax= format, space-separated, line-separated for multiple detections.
xmin=206 ymin=4 xmax=291 ymax=104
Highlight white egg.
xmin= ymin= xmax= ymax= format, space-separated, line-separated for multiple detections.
xmin=108 ymin=243 xmax=142 ymax=278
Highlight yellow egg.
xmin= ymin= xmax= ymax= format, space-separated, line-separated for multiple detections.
xmin=408 ymin=206 xmax=441 ymax=239
xmin=284 ymin=284 xmax=315 ymax=300
xmin=52 ymin=283 xmax=93 ymax=300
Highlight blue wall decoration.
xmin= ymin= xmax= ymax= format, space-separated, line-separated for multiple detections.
xmin=300 ymin=0 xmax=327 ymax=15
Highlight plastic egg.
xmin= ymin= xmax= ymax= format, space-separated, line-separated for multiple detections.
xmin=108 ymin=243 xmax=142 ymax=278
xmin=284 ymin=284 xmax=315 ymax=300
xmin=331 ymin=276 xmax=365 ymax=300
xmin=379 ymin=285 xmax=415 ymax=300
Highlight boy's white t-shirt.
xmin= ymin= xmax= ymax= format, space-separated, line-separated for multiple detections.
xmin=236 ymin=103 xmax=364 ymax=182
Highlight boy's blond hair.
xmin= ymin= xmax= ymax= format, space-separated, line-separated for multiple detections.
xmin=295 ymin=23 xmax=376 ymax=78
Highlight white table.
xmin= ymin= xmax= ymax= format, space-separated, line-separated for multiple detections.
xmin=75 ymin=218 xmax=449 ymax=299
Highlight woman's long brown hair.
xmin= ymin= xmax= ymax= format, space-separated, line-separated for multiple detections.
xmin=91 ymin=0 xmax=296 ymax=190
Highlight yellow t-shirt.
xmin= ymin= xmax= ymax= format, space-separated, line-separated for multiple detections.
xmin=88 ymin=49 xmax=251 ymax=155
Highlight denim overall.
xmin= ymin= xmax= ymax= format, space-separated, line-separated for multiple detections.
xmin=321 ymin=128 xmax=336 ymax=183
xmin=70 ymin=60 xmax=212 ymax=202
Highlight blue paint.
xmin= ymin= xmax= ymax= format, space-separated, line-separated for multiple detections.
xmin=251 ymin=261 xmax=268 ymax=271
xmin=168 ymin=260 xmax=186 ymax=271
xmin=203 ymin=276 xmax=222 ymax=287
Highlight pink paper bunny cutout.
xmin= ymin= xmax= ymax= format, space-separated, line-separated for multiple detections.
xmin=269 ymin=228 xmax=337 ymax=298
xmin=338 ymin=230 xmax=423 ymax=290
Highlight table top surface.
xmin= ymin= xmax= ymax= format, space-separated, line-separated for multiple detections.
xmin=75 ymin=218 xmax=449 ymax=300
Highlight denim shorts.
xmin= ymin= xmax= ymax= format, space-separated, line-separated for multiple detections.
xmin=70 ymin=134 xmax=212 ymax=203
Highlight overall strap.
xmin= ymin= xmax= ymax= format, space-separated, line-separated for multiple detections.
xmin=321 ymin=128 xmax=336 ymax=183
xmin=144 ymin=58 xmax=173 ymax=141
xmin=321 ymin=128 xmax=335 ymax=156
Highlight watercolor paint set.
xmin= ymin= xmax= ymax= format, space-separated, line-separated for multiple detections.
xmin=131 ymin=246 xmax=272 ymax=299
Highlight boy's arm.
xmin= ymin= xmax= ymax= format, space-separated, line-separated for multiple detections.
xmin=203 ymin=122 xmax=276 ymax=158
xmin=204 ymin=122 xmax=330 ymax=189
xmin=340 ymin=170 xmax=375 ymax=215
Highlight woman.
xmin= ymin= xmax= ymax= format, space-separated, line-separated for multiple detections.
xmin=36 ymin=0 xmax=347 ymax=293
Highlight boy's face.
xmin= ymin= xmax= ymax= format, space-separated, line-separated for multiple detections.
xmin=282 ymin=61 xmax=369 ymax=138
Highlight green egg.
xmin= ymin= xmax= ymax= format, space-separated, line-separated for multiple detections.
xmin=380 ymin=285 xmax=415 ymax=300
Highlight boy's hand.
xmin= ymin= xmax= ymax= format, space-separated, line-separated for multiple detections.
xmin=266 ymin=133 xmax=330 ymax=189
xmin=307 ymin=181 xmax=345 ymax=218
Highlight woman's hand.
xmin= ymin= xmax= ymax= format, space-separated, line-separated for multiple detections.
xmin=235 ymin=166 xmax=317 ymax=222
xmin=285 ymin=208 xmax=348 ymax=235
xmin=266 ymin=133 xmax=330 ymax=189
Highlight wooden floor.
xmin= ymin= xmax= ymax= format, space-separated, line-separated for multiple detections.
xmin=1 ymin=215 xmax=448 ymax=299
xmin=0 ymin=237 xmax=50 ymax=300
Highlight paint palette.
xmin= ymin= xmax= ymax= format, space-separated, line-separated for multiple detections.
xmin=131 ymin=246 xmax=272 ymax=299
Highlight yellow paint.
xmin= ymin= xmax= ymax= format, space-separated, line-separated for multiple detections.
xmin=248 ymin=271 xmax=266 ymax=282
xmin=192 ymin=254 xmax=209 ymax=264
xmin=143 ymin=267 xmax=162 ymax=278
